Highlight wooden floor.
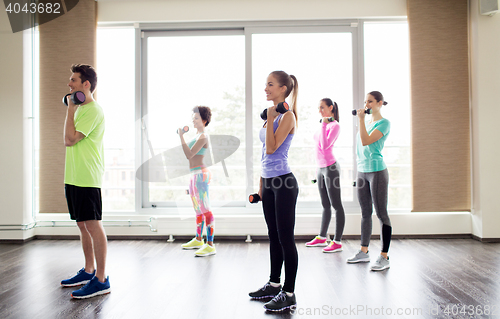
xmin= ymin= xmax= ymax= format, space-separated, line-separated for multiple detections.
xmin=1 ymin=238 xmax=500 ymax=319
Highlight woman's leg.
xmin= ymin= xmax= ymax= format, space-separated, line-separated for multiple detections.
xmin=357 ymin=172 xmax=373 ymax=250
xmin=197 ymin=170 xmax=214 ymax=245
xmin=189 ymin=173 xmax=205 ymax=241
xmin=324 ymin=163 xmax=345 ymax=242
xmin=317 ymin=167 xmax=332 ymax=238
xmin=370 ymin=169 xmax=391 ymax=254
xmin=274 ymin=173 xmax=299 ymax=293
xmin=204 ymin=211 xmax=214 ymax=245
xmin=262 ymin=177 xmax=282 ymax=285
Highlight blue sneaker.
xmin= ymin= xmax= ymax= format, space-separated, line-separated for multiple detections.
xmin=61 ymin=268 xmax=95 ymax=287
xmin=71 ymin=276 xmax=111 ymax=299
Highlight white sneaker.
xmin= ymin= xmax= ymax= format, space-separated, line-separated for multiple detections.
xmin=346 ymin=250 xmax=370 ymax=263
xmin=370 ymin=255 xmax=390 ymax=271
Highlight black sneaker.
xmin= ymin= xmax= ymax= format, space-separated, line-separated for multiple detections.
xmin=249 ymin=282 xmax=281 ymax=299
xmin=263 ymin=290 xmax=297 ymax=312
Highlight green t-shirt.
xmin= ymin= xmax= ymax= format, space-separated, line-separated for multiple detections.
xmin=64 ymin=101 xmax=105 ymax=187
xmin=356 ymin=118 xmax=390 ymax=173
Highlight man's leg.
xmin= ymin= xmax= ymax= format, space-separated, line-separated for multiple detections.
xmin=84 ymin=220 xmax=108 ymax=282
xmin=77 ymin=221 xmax=95 ymax=273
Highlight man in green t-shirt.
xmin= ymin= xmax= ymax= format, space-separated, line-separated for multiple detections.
xmin=60 ymin=64 xmax=110 ymax=299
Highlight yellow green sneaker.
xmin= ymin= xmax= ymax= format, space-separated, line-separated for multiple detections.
xmin=194 ymin=244 xmax=216 ymax=257
xmin=181 ymin=237 xmax=204 ymax=249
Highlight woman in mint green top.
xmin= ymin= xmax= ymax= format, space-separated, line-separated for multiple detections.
xmin=347 ymin=91 xmax=392 ymax=271
xmin=178 ymin=106 xmax=216 ymax=257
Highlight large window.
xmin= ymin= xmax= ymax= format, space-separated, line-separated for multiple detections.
xmin=364 ymin=22 xmax=411 ymax=210
xmin=142 ymin=31 xmax=246 ymax=208
xmin=96 ymin=20 xmax=411 ymax=213
xmin=97 ymin=28 xmax=136 ymax=212
xmin=251 ymin=31 xmax=355 ymax=204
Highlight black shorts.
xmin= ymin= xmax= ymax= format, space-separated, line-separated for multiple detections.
xmin=65 ymin=184 xmax=103 ymax=222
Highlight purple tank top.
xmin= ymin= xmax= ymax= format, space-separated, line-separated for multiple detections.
xmin=260 ymin=113 xmax=294 ymax=178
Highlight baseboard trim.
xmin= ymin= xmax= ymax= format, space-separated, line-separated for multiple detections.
xmin=35 ymin=235 xmax=80 ymax=240
xmin=390 ymin=234 xmax=473 ymax=239
xmin=0 ymin=237 xmax=36 ymax=244
xmin=471 ymin=235 xmax=500 ymax=243
xmin=1 ymin=233 xmax=484 ymax=243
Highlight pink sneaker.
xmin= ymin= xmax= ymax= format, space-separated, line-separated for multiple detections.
xmin=323 ymin=241 xmax=343 ymax=253
xmin=305 ymin=236 xmax=328 ymax=247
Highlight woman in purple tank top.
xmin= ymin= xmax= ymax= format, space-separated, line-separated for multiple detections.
xmin=248 ymin=71 xmax=300 ymax=312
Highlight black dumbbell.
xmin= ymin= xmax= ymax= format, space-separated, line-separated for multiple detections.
xmin=260 ymin=101 xmax=290 ymax=120
xmin=62 ymin=91 xmax=86 ymax=106
xmin=176 ymin=126 xmax=189 ymax=134
xmin=319 ymin=117 xmax=334 ymax=123
xmin=352 ymin=109 xmax=372 ymax=115
xmin=248 ymin=193 xmax=261 ymax=203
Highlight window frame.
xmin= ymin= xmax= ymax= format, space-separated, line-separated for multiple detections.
xmin=139 ymin=28 xmax=246 ymax=210
xmin=129 ymin=19 xmax=408 ymax=215
xmin=246 ymin=25 xmax=361 ymax=211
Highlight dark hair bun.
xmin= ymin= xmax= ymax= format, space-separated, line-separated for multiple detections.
xmin=383 ymin=101 xmax=388 ymax=105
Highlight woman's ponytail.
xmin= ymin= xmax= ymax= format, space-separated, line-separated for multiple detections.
xmin=269 ymin=70 xmax=299 ymax=127
xmin=290 ymin=74 xmax=298 ymax=126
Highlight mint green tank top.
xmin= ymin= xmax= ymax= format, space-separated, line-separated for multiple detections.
xmin=188 ymin=133 xmax=207 ymax=156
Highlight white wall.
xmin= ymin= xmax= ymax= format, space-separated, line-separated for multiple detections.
xmin=0 ymin=10 xmax=34 ymax=240
xmin=470 ymin=0 xmax=500 ymax=239
xmin=97 ymin=0 xmax=407 ymax=24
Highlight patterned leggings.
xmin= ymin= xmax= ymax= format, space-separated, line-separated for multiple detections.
xmin=188 ymin=167 xmax=214 ymax=242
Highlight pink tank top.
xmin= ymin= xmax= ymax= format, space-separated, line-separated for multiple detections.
xmin=314 ymin=121 xmax=340 ymax=168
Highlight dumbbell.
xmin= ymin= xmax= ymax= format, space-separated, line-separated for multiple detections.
xmin=319 ymin=117 xmax=334 ymax=123
xmin=248 ymin=193 xmax=261 ymax=203
xmin=352 ymin=109 xmax=372 ymax=115
xmin=176 ymin=126 xmax=189 ymax=134
xmin=62 ymin=91 xmax=86 ymax=106
xmin=260 ymin=102 xmax=289 ymax=120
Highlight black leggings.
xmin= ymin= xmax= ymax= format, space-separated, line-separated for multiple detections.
xmin=262 ymin=173 xmax=299 ymax=293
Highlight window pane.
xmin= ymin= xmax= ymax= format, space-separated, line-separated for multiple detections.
xmin=145 ymin=34 xmax=245 ymax=206
xmin=252 ymin=32 xmax=354 ymax=203
xmin=364 ymin=22 xmax=411 ymax=210
xmin=97 ymin=28 xmax=136 ymax=212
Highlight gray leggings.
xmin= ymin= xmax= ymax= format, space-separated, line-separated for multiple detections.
xmin=317 ymin=162 xmax=345 ymax=241
xmin=357 ymin=169 xmax=392 ymax=253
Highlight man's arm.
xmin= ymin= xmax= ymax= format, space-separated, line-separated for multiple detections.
xmin=64 ymin=104 xmax=85 ymax=147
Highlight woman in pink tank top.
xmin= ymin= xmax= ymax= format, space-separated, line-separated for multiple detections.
xmin=305 ymin=98 xmax=345 ymax=253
